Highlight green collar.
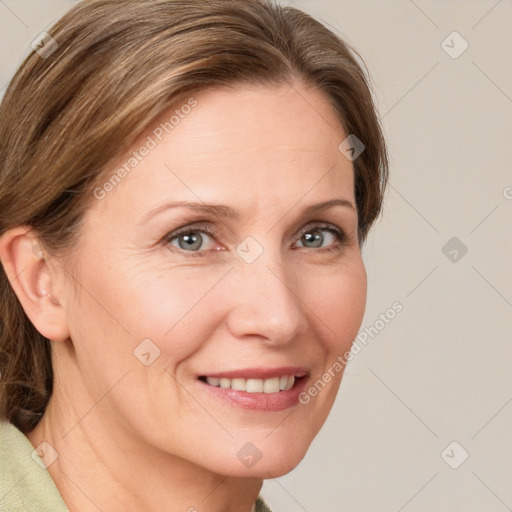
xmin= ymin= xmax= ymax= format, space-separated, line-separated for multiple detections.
xmin=0 ymin=421 xmax=68 ymax=511
xmin=0 ymin=421 xmax=273 ymax=512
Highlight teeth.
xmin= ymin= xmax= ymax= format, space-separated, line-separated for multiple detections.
xmin=206 ymin=377 xmax=220 ymax=387
xmin=219 ymin=378 xmax=231 ymax=389
xmin=205 ymin=375 xmax=296 ymax=393
xmin=246 ymin=379 xmax=263 ymax=393
xmin=231 ymin=378 xmax=246 ymax=391
xmin=263 ymin=377 xmax=280 ymax=393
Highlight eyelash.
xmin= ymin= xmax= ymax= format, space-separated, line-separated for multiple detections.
xmin=162 ymin=222 xmax=348 ymax=258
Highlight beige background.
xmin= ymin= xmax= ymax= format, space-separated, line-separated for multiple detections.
xmin=1 ymin=1 xmax=511 ymax=511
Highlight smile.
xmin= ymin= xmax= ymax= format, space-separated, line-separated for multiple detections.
xmin=202 ymin=375 xmax=296 ymax=393
xmin=197 ymin=367 xmax=309 ymax=411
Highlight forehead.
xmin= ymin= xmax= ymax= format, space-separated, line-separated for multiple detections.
xmin=91 ymin=81 xmax=354 ymax=221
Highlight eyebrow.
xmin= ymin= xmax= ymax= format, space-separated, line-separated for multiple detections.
xmin=141 ymin=198 xmax=356 ymax=224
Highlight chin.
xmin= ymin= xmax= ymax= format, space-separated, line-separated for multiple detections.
xmin=216 ymin=452 xmax=308 ymax=479
xmin=201 ymin=429 xmax=316 ymax=479
xmin=253 ymin=449 xmax=309 ymax=479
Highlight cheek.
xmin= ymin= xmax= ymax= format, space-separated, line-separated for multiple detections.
xmin=72 ymin=264 xmax=226 ymax=364
xmin=129 ymin=268 xmax=230 ymax=349
xmin=294 ymin=263 xmax=366 ymax=432
xmin=305 ymin=259 xmax=367 ymax=350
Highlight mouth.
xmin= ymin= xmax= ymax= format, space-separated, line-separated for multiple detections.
xmin=198 ymin=374 xmax=302 ymax=393
xmin=197 ymin=367 xmax=309 ymax=411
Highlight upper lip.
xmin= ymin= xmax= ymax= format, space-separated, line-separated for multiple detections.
xmin=199 ymin=366 xmax=309 ymax=380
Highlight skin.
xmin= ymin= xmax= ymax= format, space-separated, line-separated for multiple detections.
xmin=1 ymin=80 xmax=367 ymax=512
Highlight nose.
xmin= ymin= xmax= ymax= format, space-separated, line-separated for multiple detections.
xmin=225 ymin=252 xmax=309 ymax=347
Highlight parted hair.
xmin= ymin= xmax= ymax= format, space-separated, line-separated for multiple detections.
xmin=0 ymin=0 xmax=388 ymax=433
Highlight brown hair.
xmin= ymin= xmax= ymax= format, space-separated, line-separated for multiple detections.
xmin=0 ymin=0 xmax=388 ymax=433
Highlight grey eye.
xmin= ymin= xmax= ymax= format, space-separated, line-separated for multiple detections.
xmin=296 ymin=228 xmax=339 ymax=249
xmin=302 ymin=230 xmax=324 ymax=248
xmin=170 ymin=231 xmax=214 ymax=251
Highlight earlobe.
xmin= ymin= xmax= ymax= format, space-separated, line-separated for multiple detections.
xmin=0 ymin=226 xmax=70 ymax=341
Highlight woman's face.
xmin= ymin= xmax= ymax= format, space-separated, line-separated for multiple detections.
xmin=56 ymin=81 xmax=367 ymax=477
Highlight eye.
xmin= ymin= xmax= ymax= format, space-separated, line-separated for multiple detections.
xmin=163 ymin=224 xmax=219 ymax=255
xmin=294 ymin=223 xmax=347 ymax=252
xmin=162 ymin=221 xmax=348 ymax=258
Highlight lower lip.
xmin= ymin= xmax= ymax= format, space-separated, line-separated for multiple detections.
xmin=198 ymin=377 xmax=309 ymax=412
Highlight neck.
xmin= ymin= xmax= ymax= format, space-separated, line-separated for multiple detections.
xmin=27 ymin=389 xmax=262 ymax=512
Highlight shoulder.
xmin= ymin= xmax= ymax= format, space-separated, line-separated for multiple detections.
xmin=0 ymin=421 xmax=69 ymax=512
xmin=0 ymin=421 xmax=272 ymax=512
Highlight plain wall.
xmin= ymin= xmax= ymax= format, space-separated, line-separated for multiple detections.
xmin=1 ymin=1 xmax=511 ymax=511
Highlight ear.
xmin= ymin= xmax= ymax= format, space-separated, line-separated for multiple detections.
xmin=0 ymin=226 xmax=70 ymax=341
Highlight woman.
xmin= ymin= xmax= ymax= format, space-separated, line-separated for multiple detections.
xmin=0 ymin=0 xmax=388 ymax=510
